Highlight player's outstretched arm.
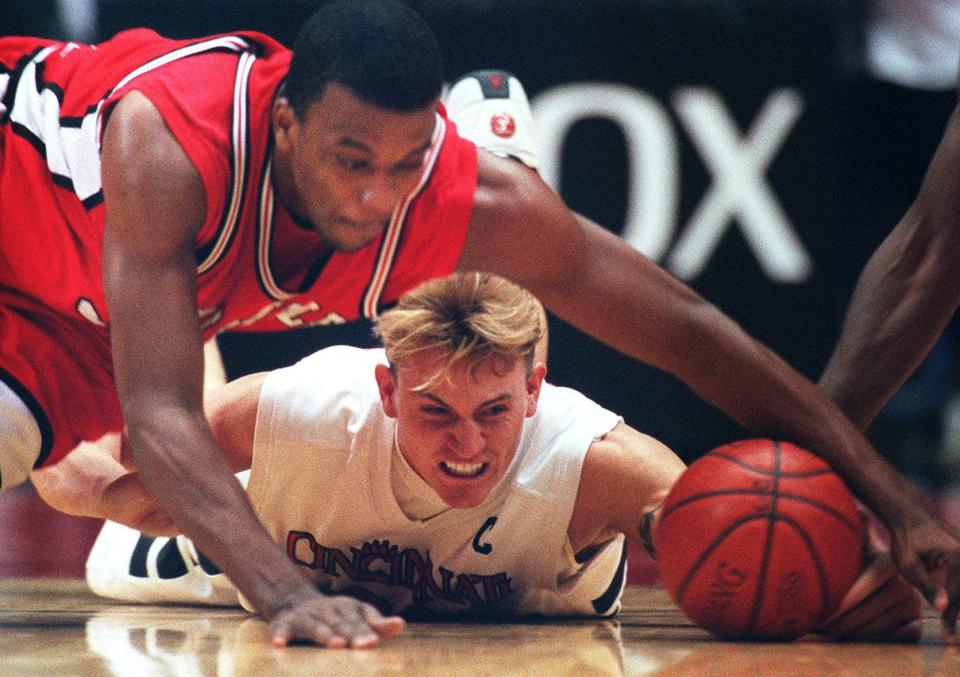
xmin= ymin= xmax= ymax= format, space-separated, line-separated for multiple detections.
xmin=819 ymin=102 xmax=960 ymax=430
xmin=99 ymin=92 xmax=392 ymax=646
xmin=30 ymin=373 xmax=264 ymax=536
xmin=816 ymin=103 xmax=960 ymax=638
xmin=566 ymin=422 xmax=685 ymax=560
xmin=461 ymin=150 xmax=960 ymax=635
xmin=30 ymin=431 xmax=178 ymax=536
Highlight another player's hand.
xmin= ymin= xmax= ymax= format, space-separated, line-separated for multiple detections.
xmin=887 ymin=513 xmax=960 ymax=642
xmin=818 ymin=547 xmax=923 ymax=642
xmin=267 ymin=591 xmax=406 ymax=648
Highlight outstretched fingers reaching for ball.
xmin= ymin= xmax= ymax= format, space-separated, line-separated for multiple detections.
xmin=888 ymin=516 xmax=960 ymax=642
xmin=267 ymin=594 xmax=406 ymax=649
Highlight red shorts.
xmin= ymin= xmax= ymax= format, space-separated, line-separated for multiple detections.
xmin=0 ymin=290 xmax=122 ymax=468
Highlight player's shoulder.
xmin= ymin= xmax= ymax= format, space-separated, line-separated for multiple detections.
xmin=535 ymin=381 xmax=607 ymax=418
xmin=259 ymin=346 xmax=384 ymax=427
xmin=581 ymin=423 xmax=682 ymax=500
xmin=583 ymin=423 xmax=651 ymax=471
xmin=461 ymin=150 xmax=579 ymax=279
xmin=473 ymin=150 xmax=543 ymax=209
xmin=283 ymin=345 xmax=385 ymax=384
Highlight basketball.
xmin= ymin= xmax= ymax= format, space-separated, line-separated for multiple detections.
xmin=654 ymin=438 xmax=864 ymax=640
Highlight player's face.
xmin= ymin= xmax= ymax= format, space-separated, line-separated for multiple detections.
xmin=272 ymin=83 xmax=437 ymax=252
xmin=375 ymin=350 xmax=546 ymax=509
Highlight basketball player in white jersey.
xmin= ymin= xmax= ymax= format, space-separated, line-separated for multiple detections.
xmin=86 ymin=272 xmax=922 ymax=647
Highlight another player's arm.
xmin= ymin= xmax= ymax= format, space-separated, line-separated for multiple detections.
xmin=566 ymin=422 xmax=685 ymax=560
xmin=31 ymin=336 xmax=243 ymax=534
xmin=816 ymin=519 xmax=924 ymax=642
xmin=461 ymin=151 xmax=960 ymax=629
xmin=101 ymin=92 xmax=385 ymax=647
xmin=819 ymin=102 xmax=960 ymax=429
xmin=30 ymin=430 xmax=180 ymax=535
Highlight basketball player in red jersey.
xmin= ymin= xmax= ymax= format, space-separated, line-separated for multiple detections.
xmin=0 ymin=0 xmax=956 ymax=643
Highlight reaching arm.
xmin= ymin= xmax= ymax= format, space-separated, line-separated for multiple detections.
xmin=30 ymin=431 xmax=178 ymax=536
xmin=567 ymin=422 xmax=685 ymax=560
xmin=29 ymin=340 xmax=250 ymax=536
xmin=819 ymin=102 xmax=960 ymax=429
xmin=461 ymin=150 xmax=960 ymax=632
xmin=100 ymin=93 xmax=398 ymax=647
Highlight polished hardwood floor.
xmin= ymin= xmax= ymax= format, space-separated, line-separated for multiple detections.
xmin=0 ymin=581 xmax=956 ymax=676
xmin=3 ymin=483 xmax=960 ymax=674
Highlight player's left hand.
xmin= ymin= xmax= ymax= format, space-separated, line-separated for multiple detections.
xmin=817 ymin=517 xmax=923 ymax=642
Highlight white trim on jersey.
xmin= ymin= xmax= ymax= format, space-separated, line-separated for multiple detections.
xmin=105 ymin=36 xmax=252 ymax=99
xmin=0 ymin=71 xmax=10 ymax=119
xmin=8 ymin=45 xmax=104 ymax=202
xmin=5 ymin=37 xmax=255 ymax=205
xmin=196 ymin=49 xmax=255 ymax=275
xmin=255 ymin=157 xmax=285 ymax=299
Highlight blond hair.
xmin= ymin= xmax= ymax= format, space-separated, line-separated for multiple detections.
xmin=374 ymin=272 xmax=543 ymax=390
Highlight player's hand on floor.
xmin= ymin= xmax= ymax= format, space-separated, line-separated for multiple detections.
xmin=818 ymin=549 xmax=923 ymax=642
xmin=267 ymin=592 xmax=406 ymax=648
xmin=887 ymin=513 xmax=960 ymax=642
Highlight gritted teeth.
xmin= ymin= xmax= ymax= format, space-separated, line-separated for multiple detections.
xmin=440 ymin=461 xmax=487 ymax=478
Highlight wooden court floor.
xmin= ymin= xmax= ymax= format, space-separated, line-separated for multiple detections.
xmin=1 ymin=581 xmax=956 ymax=676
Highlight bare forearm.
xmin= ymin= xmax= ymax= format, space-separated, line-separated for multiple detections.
xmin=552 ymin=251 xmax=929 ymax=527
xmin=128 ymin=412 xmax=313 ymax=618
xmin=819 ymin=215 xmax=960 ymax=429
xmin=822 ymin=103 xmax=960 ymax=427
xmin=698 ymin=312 xmax=931 ymax=522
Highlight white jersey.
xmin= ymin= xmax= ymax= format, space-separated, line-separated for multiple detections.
xmin=246 ymin=346 xmax=625 ymax=619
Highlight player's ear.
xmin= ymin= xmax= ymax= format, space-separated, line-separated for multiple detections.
xmin=524 ymin=362 xmax=546 ymax=417
xmin=375 ymin=363 xmax=399 ymax=418
xmin=272 ymin=97 xmax=297 ymax=153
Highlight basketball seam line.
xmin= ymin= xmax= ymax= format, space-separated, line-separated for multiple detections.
xmin=745 ymin=440 xmax=781 ymax=636
xmin=711 ymin=452 xmax=834 ymax=478
xmin=773 ymin=513 xmax=837 ymax=621
xmin=661 ymin=490 xmax=861 ymax=535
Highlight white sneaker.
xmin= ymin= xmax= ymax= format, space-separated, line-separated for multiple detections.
xmin=85 ymin=520 xmax=238 ymax=607
xmin=445 ymin=69 xmax=539 ymax=169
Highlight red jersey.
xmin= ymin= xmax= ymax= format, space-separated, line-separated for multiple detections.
xmin=0 ymin=30 xmax=477 ymax=466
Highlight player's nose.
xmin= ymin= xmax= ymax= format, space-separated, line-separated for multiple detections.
xmin=449 ymin=420 xmax=485 ymax=458
xmin=356 ymin=174 xmax=404 ymax=218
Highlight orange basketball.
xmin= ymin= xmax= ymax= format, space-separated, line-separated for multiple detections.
xmin=655 ymin=439 xmax=864 ymax=640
